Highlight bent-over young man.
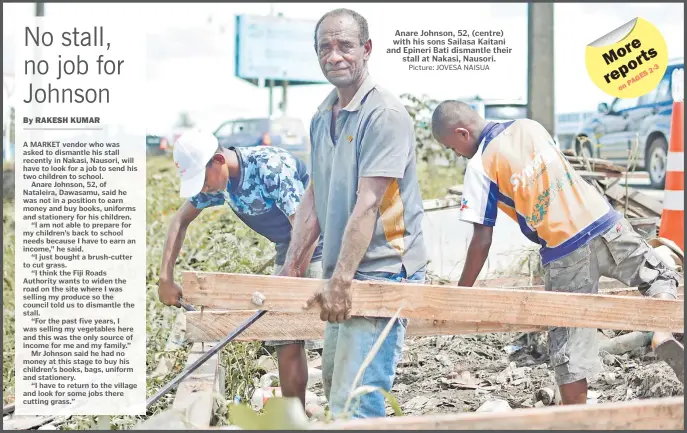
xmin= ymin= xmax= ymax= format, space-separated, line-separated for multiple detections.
xmin=157 ymin=129 xmax=323 ymax=409
xmin=430 ymin=100 xmax=684 ymax=403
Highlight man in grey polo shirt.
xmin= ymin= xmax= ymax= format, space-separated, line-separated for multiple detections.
xmin=279 ymin=8 xmax=428 ymax=419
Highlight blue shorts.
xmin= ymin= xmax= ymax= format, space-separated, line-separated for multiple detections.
xmin=322 ymin=265 xmax=426 ymax=419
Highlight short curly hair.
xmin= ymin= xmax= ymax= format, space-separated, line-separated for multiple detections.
xmin=313 ymin=8 xmax=369 ymax=52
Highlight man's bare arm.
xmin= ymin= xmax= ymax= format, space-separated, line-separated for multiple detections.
xmin=457 ymin=224 xmax=493 ymax=287
xmin=330 ymin=176 xmax=393 ymax=284
xmin=160 ymin=201 xmax=202 ymax=284
xmin=281 ymin=184 xmax=321 ymax=276
xmin=287 ymin=213 xmax=318 ymax=276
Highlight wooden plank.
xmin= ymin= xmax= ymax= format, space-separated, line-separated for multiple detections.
xmin=185 ymin=311 xmax=545 ymax=343
xmin=182 ymin=272 xmax=684 ymax=332
xmin=422 ymin=197 xmax=462 ymax=212
xmin=151 ymin=310 xmax=188 ymax=378
xmin=470 ymin=278 xmax=684 ymax=298
xmin=472 ymin=276 xmax=544 ymax=287
xmin=565 ymin=156 xmax=626 ymax=173
xmin=185 ymin=283 xmax=683 ymax=342
xmin=470 ymin=275 xmax=684 ymax=292
xmin=171 ymin=342 xmax=220 ymax=429
xmin=603 ymin=183 xmax=664 ymax=216
xmin=447 ymin=184 xmax=464 ymax=195
xmin=600 ymin=286 xmax=684 ymax=298
xmin=468 ymin=275 xmax=654 ymax=289
xmin=478 ymin=285 xmax=682 ymax=298
xmin=211 ymin=367 xmax=226 ymax=426
xmin=576 ymin=171 xmax=624 ymax=179
xmin=315 ymin=396 xmax=684 ymax=430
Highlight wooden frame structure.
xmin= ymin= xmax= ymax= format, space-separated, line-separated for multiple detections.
xmin=317 ymin=396 xmax=685 ymax=430
xmin=172 ymin=271 xmax=684 ymax=430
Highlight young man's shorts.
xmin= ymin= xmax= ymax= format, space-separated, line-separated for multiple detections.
xmin=544 ymin=217 xmax=680 ymax=385
xmin=264 ymin=261 xmax=324 ymax=351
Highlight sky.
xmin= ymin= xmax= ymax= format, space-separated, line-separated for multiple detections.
xmin=3 ymin=2 xmax=684 ymax=134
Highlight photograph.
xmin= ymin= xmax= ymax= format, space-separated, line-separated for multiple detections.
xmin=2 ymin=1 xmax=684 ymax=430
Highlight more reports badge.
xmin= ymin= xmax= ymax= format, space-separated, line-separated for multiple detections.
xmin=585 ymin=17 xmax=668 ymax=98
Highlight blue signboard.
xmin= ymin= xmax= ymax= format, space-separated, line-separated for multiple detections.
xmin=235 ymin=14 xmax=329 ymax=86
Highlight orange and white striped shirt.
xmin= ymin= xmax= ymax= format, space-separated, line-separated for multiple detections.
xmin=459 ymin=119 xmax=622 ymax=265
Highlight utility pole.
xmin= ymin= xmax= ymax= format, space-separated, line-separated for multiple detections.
xmin=527 ymin=3 xmax=555 ymax=136
xmin=281 ymin=80 xmax=288 ymax=116
xmin=266 ymin=5 xmax=289 ymax=117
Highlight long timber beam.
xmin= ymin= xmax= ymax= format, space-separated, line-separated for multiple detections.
xmin=185 ymin=311 xmax=546 ymax=342
xmin=316 ymin=396 xmax=684 ymax=430
xmin=182 ymin=272 xmax=684 ymax=333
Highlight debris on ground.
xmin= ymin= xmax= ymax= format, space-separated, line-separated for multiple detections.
xmin=599 ymin=331 xmax=653 ymax=356
xmin=5 ymin=156 xmax=681 ymax=429
xmin=297 ymin=330 xmax=686 ymax=417
xmin=476 ymin=399 xmax=512 ymax=412
xmin=534 ymin=387 xmax=555 ymax=406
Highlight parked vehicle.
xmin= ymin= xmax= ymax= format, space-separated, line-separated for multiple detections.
xmin=146 ymin=134 xmax=170 ymax=157
xmin=467 ymin=98 xmax=564 ymax=147
xmin=212 ymin=116 xmax=310 ymax=166
xmin=572 ymin=58 xmax=684 ymax=189
xmin=556 ymin=111 xmax=597 ymax=151
xmin=474 ymin=99 xmax=528 ymax=122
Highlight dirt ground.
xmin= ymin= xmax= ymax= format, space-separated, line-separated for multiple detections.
xmin=306 ymin=330 xmax=684 ymax=417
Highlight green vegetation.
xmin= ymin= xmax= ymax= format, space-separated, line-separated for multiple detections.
xmin=416 ymin=162 xmax=463 ymax=200
xmin=2 ymin=149 xmax=460 ymax=428
xmin=3 ymin=200 xmax=16 ymax=403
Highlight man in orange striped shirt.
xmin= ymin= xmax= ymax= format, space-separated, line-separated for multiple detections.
xmin=431 ymin=100 xmax=683 ymax=403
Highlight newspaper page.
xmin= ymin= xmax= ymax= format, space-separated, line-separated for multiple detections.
xmin=2 ymin=2 xmax=683 ymax=430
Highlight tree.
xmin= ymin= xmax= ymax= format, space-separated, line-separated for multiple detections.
xmin=400 ymin=93 xmax=460 ymax=168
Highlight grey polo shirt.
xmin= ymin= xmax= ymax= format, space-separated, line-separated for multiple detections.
xmin=309 ymin=75 xmax=428 ymax=279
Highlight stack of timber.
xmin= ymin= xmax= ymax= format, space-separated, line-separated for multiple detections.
xmin=561 ymin=148 xmax=662 ymax=220
xmin=561 ymin=148 xmax=627 ymax=179
xmin=433 ymin=149 xmax=663 ymax=225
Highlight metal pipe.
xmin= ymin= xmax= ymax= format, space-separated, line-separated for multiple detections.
xmin=145 ymin=309 xmax=267 ymax=409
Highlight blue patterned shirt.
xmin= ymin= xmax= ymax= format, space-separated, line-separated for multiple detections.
xmin=189 ymin=146 xmax=323 ymax=265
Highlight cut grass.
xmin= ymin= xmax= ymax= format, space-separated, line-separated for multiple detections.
xmin=2 ymin=155 xmax=460 ymax=429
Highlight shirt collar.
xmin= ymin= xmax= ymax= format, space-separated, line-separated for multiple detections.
xmin=317 ymin=74 xmax=377 ymax=113
xmin=477 ymin=121 xmax=499 ymax=145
